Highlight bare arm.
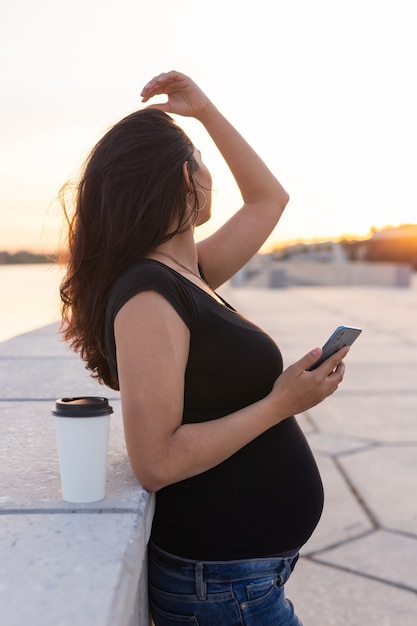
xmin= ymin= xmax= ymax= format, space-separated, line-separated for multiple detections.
xmin=195 ymin=103 xmax=289 ymax=288
xmin=115 ymin=291 xmax=348 ymax=492
xmin=141 ymin=71 xmax=289 ymax=289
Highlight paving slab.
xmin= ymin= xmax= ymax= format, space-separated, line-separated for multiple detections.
xmin=0 ymin=321 xmax=120 ymax=400
xmin=0 ymin=323 xmax=64 ymax=358
xmin=306 ymin=431 xmax=375 ymax=456
xmin=314 ymin=529 xmax=417 ymax=593
xmin=0 ymin=356 xmax=120 ymax=401
xmin=338 ymin=445 xmax=417 ymax=535
xmin=286 ymin=557 xmax=417 ymax=626
xmin=337 ymin=362 xmax=417 ymax=392
xmin=300 ymin=454 xmax=372 ymax=554
xmin=309 ymin=394 xmax=417 ymax=442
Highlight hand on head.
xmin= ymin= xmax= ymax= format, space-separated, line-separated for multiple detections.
xmin=140 ymin=70 xmax=212 ymax=120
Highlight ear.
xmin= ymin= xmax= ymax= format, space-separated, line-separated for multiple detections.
xmin=182 ymin=161 xmax=193 ymax=191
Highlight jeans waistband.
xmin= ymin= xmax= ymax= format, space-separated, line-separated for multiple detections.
xmin=149 ymin=542 xmax=299 ymax=582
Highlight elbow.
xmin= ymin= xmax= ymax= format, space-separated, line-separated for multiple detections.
xmin=125 ymin=441 xmax=174 ymax=491
xmin=276 ymin=190 xmax=290 ymax=218
xmin=144 ymin=477 xmax=167 ymax=493
xmin=268 ymin=183 xmax=289 ymax=214
xmin=131 ymin=463 xmax=171 ymax=493
xmin=280 ymin=189 xmax=290 ymax=209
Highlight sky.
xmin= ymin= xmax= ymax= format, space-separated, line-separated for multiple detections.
xmin=1 ymin=0 xmax=416 ymax=253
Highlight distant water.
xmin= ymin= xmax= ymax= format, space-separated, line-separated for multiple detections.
xmin=0 ymin=264 xmax=64 ymax=342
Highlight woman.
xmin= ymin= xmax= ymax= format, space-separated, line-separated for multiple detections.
xmin=60 ymin=71 xmax=348 ymax=626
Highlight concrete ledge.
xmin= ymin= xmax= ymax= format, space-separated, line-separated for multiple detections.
xmin=0 ymin=324 xmax=155 ymax=626
xmin=232 ymin=260 xmax=413 ymax=288
xmin=276 ymin=260 xmax=412 ymax=287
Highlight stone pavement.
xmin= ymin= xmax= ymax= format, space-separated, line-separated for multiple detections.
xmin=219 ymin=279 xmax=417 ymax=625
xmin=1 ymin=279 xmax=416 ymax=625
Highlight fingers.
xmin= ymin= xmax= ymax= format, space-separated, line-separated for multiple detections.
xmin=319 ymin=346 xmax=350 ymax=375
xmin=303 ymin=345 xmax=350 ymax=374
xmin=297 ymin=347 xmax=323 ymax=373
xmin=140 ymin=71 xmax=186 ymax=101
xmin=140 ymin=71 xmax=210 ymax=119
xmin=274 ymin=346 xmax=348 ymax=416
xmin=141 ymin=73 xmax=168 ymax=99
xmin=312 ymin=351 xmax=347 ymax=400
xmin=334 ymin=360 xmax=346 ymax=377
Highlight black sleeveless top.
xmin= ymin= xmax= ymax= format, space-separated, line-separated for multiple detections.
xmin=105 ymin=259 xmax=324 ymax=559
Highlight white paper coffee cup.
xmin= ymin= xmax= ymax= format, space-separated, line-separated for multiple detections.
xmin=53 ymin=397 xmax=113 ymax=503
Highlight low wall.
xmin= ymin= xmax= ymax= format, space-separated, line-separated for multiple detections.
xmin=233 ymin=260 xmax=412 ymax=288
xmin=0 ymin=324 xmax=155 ymax=626
xmin=276 ymin=261 xmax=412 ymax=287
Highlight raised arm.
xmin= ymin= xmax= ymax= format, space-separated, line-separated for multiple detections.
xmin=141 ymin=71 xmax=289 ymax=288
xmin=196 ymin=102 xmax=289 ymax=288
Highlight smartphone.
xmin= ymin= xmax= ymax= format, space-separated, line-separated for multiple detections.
xmin=307 ymin=325 xmax=362 ymax=371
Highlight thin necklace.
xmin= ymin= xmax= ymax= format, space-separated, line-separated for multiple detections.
xmin=152 ymin=251 xmax=207 ymax=283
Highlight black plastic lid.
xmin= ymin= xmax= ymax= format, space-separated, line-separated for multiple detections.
xmin=52 ymin=397 xmax=113 ymax=417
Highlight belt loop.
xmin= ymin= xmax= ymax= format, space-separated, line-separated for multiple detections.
xmin=195 ymin=562 xmax=206 ymax=600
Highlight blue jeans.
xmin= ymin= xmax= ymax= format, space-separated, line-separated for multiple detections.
xmin=148 ymin=542 xmax=303 ymax=626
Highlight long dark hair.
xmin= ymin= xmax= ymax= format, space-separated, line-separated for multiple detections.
xmin=59 ymin=108 xmax=199 ymax=389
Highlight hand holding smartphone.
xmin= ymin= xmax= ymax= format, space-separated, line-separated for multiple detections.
xmin=307 ymin=325 xmax=362 ymax=371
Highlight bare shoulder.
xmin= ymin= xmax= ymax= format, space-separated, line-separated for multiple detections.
xmin=113 ymin=289 xmax=190 ymax=405
xmin=114 ymin=289 xmax=190 ymax=363
xmin=114 ymin=290 xmax=190 ymax=435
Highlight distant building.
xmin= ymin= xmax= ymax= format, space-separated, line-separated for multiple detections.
xmin=273 ymin=241 xmax=347 ymax=263
xmin=343 ymin=225 xmax=417 ymax=269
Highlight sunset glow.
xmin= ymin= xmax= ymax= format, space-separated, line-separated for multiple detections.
xmin=1 ymin=0 xmax=416 ymax=253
